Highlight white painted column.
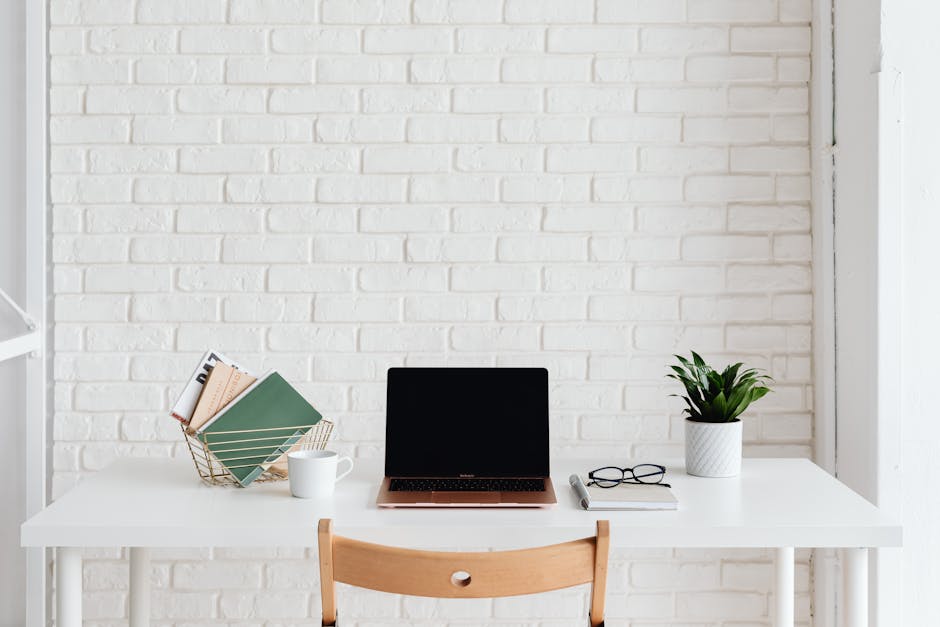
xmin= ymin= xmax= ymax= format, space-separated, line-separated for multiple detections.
xmin=129 ymin=547 xmax=152 ymax=627
xmin=775 ymin=547 xmax=795 ymax=627
xmin=56 ymin=547 xmax=81 ymax=627
xmin=842 ymin=548 xmax=869 ymax=627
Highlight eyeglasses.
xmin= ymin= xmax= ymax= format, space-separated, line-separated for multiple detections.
xmin=587 ymin=464 xmax=670 ymax=489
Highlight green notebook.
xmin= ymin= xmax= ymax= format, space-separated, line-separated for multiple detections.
xmin=196 ymin=371 xmax=322 ymax=487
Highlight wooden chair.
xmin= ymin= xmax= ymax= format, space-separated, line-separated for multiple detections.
xmin=317 ymin=518 xmax=610 ymax=626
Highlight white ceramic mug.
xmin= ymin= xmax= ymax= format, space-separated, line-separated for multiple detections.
xmin=287 ymin=450 xmax=354 ymax=499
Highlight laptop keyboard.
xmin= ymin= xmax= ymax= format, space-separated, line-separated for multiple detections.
xmin=389 ymin=478 xmax=545 ymax=492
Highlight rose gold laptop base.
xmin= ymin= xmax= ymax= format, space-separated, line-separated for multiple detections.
xmin=376 ymin=477 xmax=557 ymax=508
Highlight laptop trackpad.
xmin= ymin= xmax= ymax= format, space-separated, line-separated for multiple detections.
xmin=432 ymin=491 xmax=501 ymax=504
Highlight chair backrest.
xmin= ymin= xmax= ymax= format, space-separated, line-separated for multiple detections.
xmin=318 ymin=518 xmax=609 ymax=627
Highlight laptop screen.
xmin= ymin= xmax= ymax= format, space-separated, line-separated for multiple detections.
xmin=385 ymin=367 xmax=549 ymax=478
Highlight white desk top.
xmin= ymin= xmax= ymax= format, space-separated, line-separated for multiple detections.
xmin=22 ymin=457 xmax=900 ymax=550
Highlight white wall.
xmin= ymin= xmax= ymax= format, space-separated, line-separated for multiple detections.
xmin=0 ymin=0 xmax=28 ymax=623
xmin=48 ymin=0 xmax=815 ymax=624
xmin=885 ymin=0 xmax=940 ymax=623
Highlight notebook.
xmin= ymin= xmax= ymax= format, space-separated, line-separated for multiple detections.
xmin=170 ymin=349 xmax=252 ymax=425
xmin=569 ymin=474 xmax=678 ymax=511
xmin=197 ymin=371 xmax=322 ymax=487
xmin=187 ymin=362 xmax=257 ymax=434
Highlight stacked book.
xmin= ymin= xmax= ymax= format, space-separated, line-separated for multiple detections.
xmin=171 ymin=350 xmax=323 ymax=487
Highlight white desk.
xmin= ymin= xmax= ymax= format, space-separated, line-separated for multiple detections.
xmin=22 ymin=457 xmax=900 ymax=627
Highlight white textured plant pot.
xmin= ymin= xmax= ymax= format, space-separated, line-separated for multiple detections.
xmin=685 ymin=419 xmax=742 ymax=477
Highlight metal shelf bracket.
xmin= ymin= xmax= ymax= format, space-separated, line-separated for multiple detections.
xmin=0 ymin=287 xmax=41 ymax=362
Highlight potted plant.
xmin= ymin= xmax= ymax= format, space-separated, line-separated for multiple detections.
xmin=668 ymin=352 xmax=772 ymax=478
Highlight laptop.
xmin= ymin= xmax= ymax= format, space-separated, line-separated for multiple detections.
xmin=376 ymin=367 xmax=557 ymax=508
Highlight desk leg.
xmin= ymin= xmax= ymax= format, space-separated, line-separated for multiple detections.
xmin=56 ymin=547 xmax=81 ymax=627
xmin=774 ymin=547 xmax=794 ymax=627
xmin=842 ymin=548 xmax=869 ymax=627
xmin=129 ymin=547 xmax=152 ymax=627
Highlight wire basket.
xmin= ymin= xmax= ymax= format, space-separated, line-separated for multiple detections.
xmin=183 ymin=420 xmax=334 ymax=487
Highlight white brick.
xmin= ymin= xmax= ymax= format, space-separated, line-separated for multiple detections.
xmin=590 ymin=236 xmax=679 ymax=261
xmin=51 ymin=0 xmax=134 ymax=25
xmin=774 ymin=115 xmax=811 ymax=143
xmin=405 ymin=295 xmax=493 ymax=321
xmin=131 ymin=295 xmax=218 ymax=322
xmin=544 ymin=265 xmax=630 ymax=292
xmin=453 ymin=206 xmax=541 ymax=232
xmin=178 ymin=207 xmax=263 ymax=233
xmin=51 ymin=117 xmax=130 ymax=144
xmin=322 ymin=0 xmax=410 ymax=23
xmin=51 ymin=57 xmax=130 ymax=84
xmin=456 ymin=145 xmax=541 ymax=172
xmin=728 ymin=204 xmax=810 ymax=232
xmin=497 ymin=236 xmax=587 ymax=261
xmin=683 ymin=235 xmax=770 ymax=260
xmin=548 ymin=145 xmax=634 ymax=173
xmin=84 ymin=266 xmax=171 ymax=293
xmin=54 ymin=295 xmax=128 ymax=322
xmin=640 ymin=146 xmax=726 ymax=173
xmin=589 ymin=294 xmax=679 ymax=321
xmin=360 ymin=206 xmax=446 ymax=232
xmin=456 ymin=27 xmax=544 ymax=53
xmin=229 ymin=0 xmax=317 ymax=23
xmin=270 ymin=87 xmax=357 ymax=113
xmin=268 ymin=206 xmax=355 ymax=233
xmin=181 ymin=147 xmax=267 ymax=174
xmin=635 ymin=266 xmax=723 ymax=292
xmin=223 ymin=295 xmax=310 ymax=322
xmin=641 ymin=26 xmax=728 ymax=53
xmin=180 ymin=28 xmax=267 ymax=53
xmin=682 ymin=295 xmax=770 ymax=321
xmin=454 ymin=87 xmax=542 ymax=113
xmin=781 ymin=0 xmax=813 ymax=22
xmin=548 ymin=27 xmax=637 ymax=52
xmin=452 ymin=265 xmax=538 ymax=292
xmin=779 ymin=57 xmax=812 ymax=82
xmin=595 ymin=57 xmax=684 ymax=82
xmin=53 ymin=236 xmax=128 ymax=263
xmin=498 ymin=295 xmax=586 ymax=321
xmin=88 ymin=27 xmax=177 ymax=54
xmin=315 ymin=296 xmax=400 ymax=322
xmin=502 ymin=175 xmax=590 ymax=202
xmin=505 ymin=0 xmax=594 ymax=23
xmin=363 ymin=86 xmax=449 ymax=113
xmin=86 ymin=207 xmax=173 ymax=233
xmin=593 ymin=176 xmax=682 ymax=202
xmin=411 ymin=175 xmax=497 ymax=203
xmin=177 ymin=265 xmax=265 ymax=292
xmin=271 ymin=28 xmax=360 ymax=53
xmin=407 ymin=236 xmax=495 ymax=262
xmin=52 ymin=175 xmax=133 ymax=203
xmin=688 ymin=0 xmax=777 ymax=22
xmin=687 ymin=55 xmax=775 ymax=82
xmin=224 ymin=117 xmax=314 ymax=143
xmin=504 ymin=54 xmax=593 ymax=81
xmin=412 ymin=57 xmax=500 ymax=83
xmin=732 ymin=26 xmax=811 ymax=53
xmin=408 ymin=116 xmax=497 ymax=143
xmin=592 ymin=117 xmax=680 ymax=143
xmin=86 ymin=86 xmax=173 ymax=114
xmin=544 ymin=207 xmax=632 ymax=232
xmin=268 ymin=326 xmax=356 ymax=351
xmin=226 ymin=57 xmax=312 ymax=84
xmin=272 ymin=147 xmax=359 ymax=173
xmin=727 ymin=264 xmax=811 ymax=291
xmin=177 ymin=86 xmax=266 ymax=113
xmin=501 ymin=117 xmax=590 ymax=143
xmin=685 ymin=175 xmax=774 ymax=201
xmin=731 ymin=146 xmax=810 ymax=172
xmin=415 ymin=0 xmax=502 ymax=23
xmin=638 ymin=87 xmax=725 ymax=114
xmin=138 ymin=0 xmax=225 ymax=23
xmin=360 ymin=327 xmax=447 ymax=352
xmin=359 ymin=266 xmax=447 ymax=292
xmin=597 ymin=0 xmax=685 ymax=22
xmin=226 ymin=176 xmax=315 ymax=203
xmin=364 ymin=28 xmax=452 ymax=53
xmin=452 ymin=326 xmax=539 ymax=351
xmin=320 ymin=57 xmax=406 ymax=83
xmin=684 ymin=116 xmax=771 ymax=143
xmin=548 ymin=87 xmax=633 ymax=113
xmin=133 ymin=117 xmax=219 ymax=144
xmin=316 ymin=235 xmax=403 ymax=262
xmin=268 ymin=266 xmax=354 ymax=292
xmin=134 ymin=176 xmax=223 ymax=203
xmin=222 ymin=236 xmax=310 ymax=263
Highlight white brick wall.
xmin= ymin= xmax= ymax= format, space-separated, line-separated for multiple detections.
xmin=50 ymin=0 xmax=813 ymax=624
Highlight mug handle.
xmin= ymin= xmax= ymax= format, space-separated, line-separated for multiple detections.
xmin=335 ymin=456 xmax=354 ymax=483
